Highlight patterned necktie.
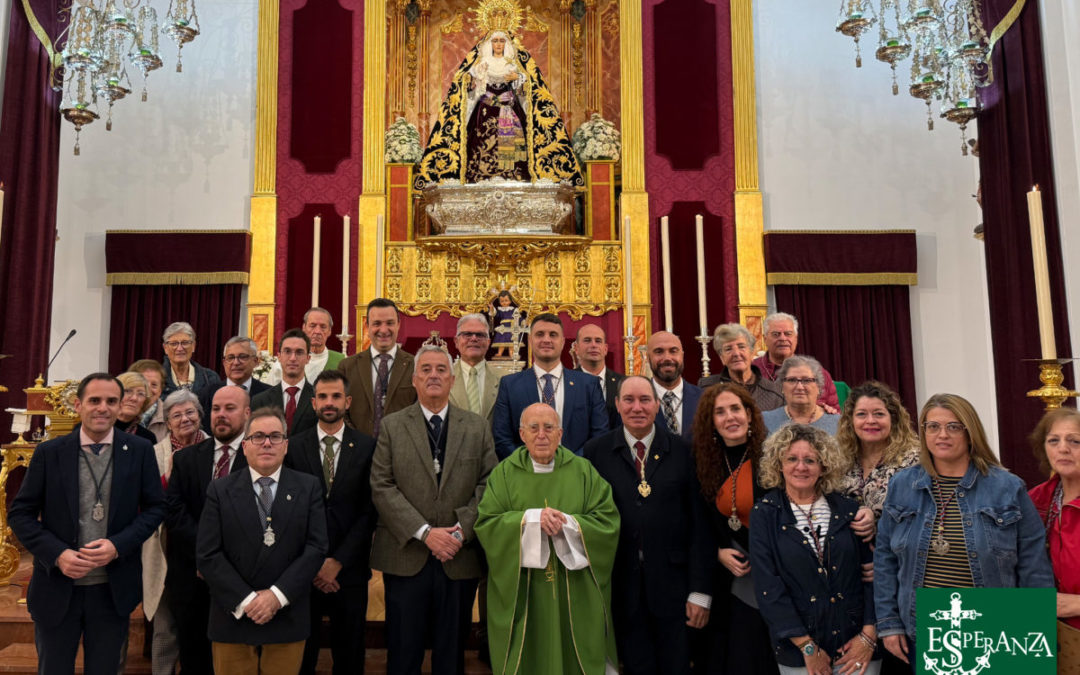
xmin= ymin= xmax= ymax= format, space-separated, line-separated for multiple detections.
xmin=662 ymin=391 xmax=679 ymax=434
xmin=542 ymin=373 xmax=556 ymax=409
xmin=429 ymin=414 xmax=443 ymax=441
xmin=321 ymin=436 xmax=337 ymax=491
xmin=214 ymin=445 xmax=231 ymax=479
xmin=466 ymin=365 xmax=482 ymax=414
xmin=633 ymin=440 xmax=646 ymax=475
xmin=256 ymin=476 xmax=274 ymax=528
xmin=374 ymin=354 xmax=391 ymax=437
xmin=89 ymin=443 xmax=104 ymax=456
xmin=284 ymin=386 xmax=300 ymax=428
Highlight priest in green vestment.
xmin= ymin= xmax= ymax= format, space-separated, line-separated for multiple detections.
xmin=476 ymin=403 xmax=621 ymax=675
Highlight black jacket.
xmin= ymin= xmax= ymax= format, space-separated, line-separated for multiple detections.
xmin=252 ymin=381 xmax=317 ymax=437
xmin=749 ymin=489 xmax=876 ymax=667
xmin=583 ymin=426 xmax=715 ymax=621
xmin=284 ymin=425 xmax=376 ymax=586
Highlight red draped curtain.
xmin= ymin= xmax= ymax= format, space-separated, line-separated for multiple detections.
xmin=765 ymin=231 xmax=919 ymax=417
xmin=105 ymin=231 xmax=251 ymax=375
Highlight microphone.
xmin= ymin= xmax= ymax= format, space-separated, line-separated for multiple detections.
xmin=45 ymin=329 xmax=77 ymax=378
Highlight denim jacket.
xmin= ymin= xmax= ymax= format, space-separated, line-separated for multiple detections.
xmin=873 ymin=463 xmax=1054 ymax=640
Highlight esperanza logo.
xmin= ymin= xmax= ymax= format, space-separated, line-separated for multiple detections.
xmin=916 ymin=588 xmax=1056 ymax=675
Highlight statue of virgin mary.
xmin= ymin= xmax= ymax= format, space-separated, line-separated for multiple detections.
xmin=414 ymin=28 xmax=584 ymax=189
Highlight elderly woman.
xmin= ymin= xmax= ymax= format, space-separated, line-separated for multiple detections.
xmin=699 ymin=323 xmax=783 ymax=412
xmin=161 ymin=321 xmax=221 ymax=397
xmin=874 ymin=394 xmax=1054 ymax=667
xmin=750 ymin=424 xmax=879 ymax=675
xmin=142 ymin=389 xmax=207 ymax=675
xmin=130 ymin=359 xmax=169 ymax=442
xmin=691 ymin=382 xmax=778 ymax=674
xmin=115 ymin=371 xmax=159 ymax=444
xmin=762 ymin=356 xmax=839 ymax=435
xmin=1028 ymin=407 xmax=1080 ymax=668
xmin=836 ymin=381 xmax=919 ymax=546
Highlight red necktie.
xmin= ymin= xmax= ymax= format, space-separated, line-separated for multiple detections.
xmin=285 ymin=386 xmax=299 ymax=428
xmin=633 ymin=441 xmax=646 ymax=475
xmin=214 ymin=445 xmax=231 ymax=479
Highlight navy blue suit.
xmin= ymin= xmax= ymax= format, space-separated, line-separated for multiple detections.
xmin=491 ymin=367 xmax=609 ymax=459
xmin=654 ymin=380 xmax=703 ymax=444
xmin=9 ymin=427 xmax=166 ymax=674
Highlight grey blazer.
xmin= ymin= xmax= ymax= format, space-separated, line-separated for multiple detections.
xmin=448 ymin=360 xmax=503 ymax=423
xmin=369 ymin=402 xmax=497 ymax=580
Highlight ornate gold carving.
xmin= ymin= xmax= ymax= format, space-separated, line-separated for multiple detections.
xmin=603 ymin=246 xmax=620 ymax=273
xmin=471 ymin=0 xmax=524 ymax=35
xmin=0 ymin=443 xmax=35 ymax=586
xmin=475 ymin=259 xmax=489 ymax=273
xmin=446 ymin=277 xmax=460 ymax=302
xmin=572 ymin=22 xmax=584 ymax=103
xmin=604 ymin=276 xmax=620 ymax=302
xmin=546 ymin=277 xmax=561 ymax=301
xmin=574 ymin=247 xmax=591 ymax=273
xmin=441 ymin=12 xmax=464 ymax=33
xmin=517 ymin=277 xmax=533 ymax=299
xmin=544 ymin=251 xmax=561 ymax=273
xmin=407 ymin=25 xmax=418 ymax=101
xmin=416 ymin=277 xmax=432 ymax=301
xmin=474 ymin=277 xmax=490 ymax=300
xmin=388 ymin=278 xmax=403 ymax=302
xmin=575 ymin=277 xmax=590 ymax=302
xmin=515 ymin=258 xmax=531 ymax=274
xmin=602 ymin=6 xmax=619 ymax=35
xmin=446 ymin=252 xmax=461 ymax=273
xmin=416 ymin=248 xmax=432 ymax=273
xmin=387 ymin=248 xmax=403 ymax=274
xmin=524 ymin=9 xmax=549 ymax=32
xmin=417 ymin=235 xmax=591 ymax=270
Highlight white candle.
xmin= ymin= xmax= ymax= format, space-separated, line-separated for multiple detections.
xmin=375 ymin=215 xmax=385 ymax=297
xmin=623 ymin=216 xmax=633 ymax=332
xmin=311 ymin=215 xmax=321 ymax=307
xmin=696 ymin=215 xmax=707 ymax=336
xmin=341 ymin=215 xmax=350 ymax=337
xmin=1027 ymin=186 xmax=1056 ymax=360
xmin=661 ymin=216 xmax=673 ymax=332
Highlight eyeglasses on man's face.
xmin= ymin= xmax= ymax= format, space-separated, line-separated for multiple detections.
xmin=246 ymin=432 xmax=287 ymax=446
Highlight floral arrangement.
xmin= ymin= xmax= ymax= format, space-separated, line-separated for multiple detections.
xmin=253 ymin=350 xmax=278 ymax=383
xmin=572 ymin=113 xmax=621 ymax=162
xmin=384 ymin=117 xmax=423 ymax=164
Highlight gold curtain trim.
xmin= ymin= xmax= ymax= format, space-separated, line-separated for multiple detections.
xmin=105 ymin=229 xmax=252 ymax=236
xmin=106 ymin=272 xmax=250 ymax=286
xmin=21 ymin=0 xmax=59 ymax=64
xmin=764 ymin=229 xmax=916 ymax=236
xmin=766 ymin=272 xmax=917 ymax=286
xmin=984 ymin=0 xmax=1027 ymax=85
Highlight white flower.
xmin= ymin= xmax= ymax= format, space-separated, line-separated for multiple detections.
xmin=571 ymin=113 xmax=621 ymax=161
xmin=385 ymin=117 xmax=424 ymax=163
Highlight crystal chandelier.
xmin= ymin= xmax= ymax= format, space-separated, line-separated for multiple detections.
xmin=59 ymin=0 xmax=200 ymax=155
xmin=836 ymin=0 xmax=991 ymax=155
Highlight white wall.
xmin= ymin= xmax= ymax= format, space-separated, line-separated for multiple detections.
xmin=49 ymin=0 xmax=258 ymax=379
xmin=754 ymin=2 xmax=998 ymax=437
xmin=1040 ymin=1 xmax=1080 ymax=385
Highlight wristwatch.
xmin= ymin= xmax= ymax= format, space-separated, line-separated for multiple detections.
xmin=799 ymin=639 xmax=818 ymax=656
xmin=451 ymin=530 xmax=464 ymax=542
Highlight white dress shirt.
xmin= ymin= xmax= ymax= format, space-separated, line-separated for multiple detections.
xmin=315 ymin=424 xmax=345 ymax=476
xmin=458 ymin=359 xmax=487 ymax=396
xmin=533 ymin=363 xmax=566 ymax=421
xmin=226 ymin=377 xmax=254 ymax=391
xmin=213 ymin=434 xmax=245 ymax=474
xmin=233 ymin=466 xmax=289 ymax=618
xmin=370 ymin=345 xmax=399 ymax=389
xmin=652 ymin=378 xmax=685 ymax=435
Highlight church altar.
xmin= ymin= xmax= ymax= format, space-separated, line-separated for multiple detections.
xmin=421 ymin=178 xmax=575 ymax=236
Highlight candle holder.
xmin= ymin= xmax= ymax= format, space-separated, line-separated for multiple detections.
xmin=336 ymin=331 xmax=353 ymax=357
xmin=623 ymin=334 xmax=637 ymax=376
xmin=637 ymin=344 xmax=652 ymax=377
xmin=696 ymin=335 xmax=713 ymax=379
xmin=1025 ymin=358 xmax=1079 ymax=410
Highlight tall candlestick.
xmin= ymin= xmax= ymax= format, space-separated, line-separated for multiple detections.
xmin=661 ymin=216 xmax=673 ymax=332
xmin=1027 ymin=186 xmax=1056 ymax=360
xmin=695 ymin=214 xmax=707 ymax=337
xmin=375 ymin=215 xmax=385 ymax=297
xmin=341 ymin=215 xmax=350 ymax=337
xmin=311 ymin=215 xmax=321 ymax=307
xmin=623 ymin=215 xmax=633 ymax=327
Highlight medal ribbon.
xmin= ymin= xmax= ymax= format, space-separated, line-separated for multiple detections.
xmin=79 ymin=449 xmax=113 ymax=518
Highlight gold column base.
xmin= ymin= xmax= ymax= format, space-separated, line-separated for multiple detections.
xmin=1026 ymin=359 xmax=1080 ymax=410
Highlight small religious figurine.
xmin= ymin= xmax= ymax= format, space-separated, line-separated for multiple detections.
xmin=489 ymin=289 xmax=526 ymax=360
xmin=414 ymin=0 xmax=584 ymax=189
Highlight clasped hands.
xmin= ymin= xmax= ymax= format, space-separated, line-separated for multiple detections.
xmin=57 ymin=538 xmax=117 ymax=579
xmin=426 ymin=525 xmax=465 ymax=563
xmin=313 ymin=557 xmax=343 ymax=593
xmin=244 ymin=589 xmax=282 ymax=625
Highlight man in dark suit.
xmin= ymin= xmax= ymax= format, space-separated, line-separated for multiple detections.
xmin=574 ymin=322 xmax=624 ymax=429
xmin=583 ymin=375 xmax=715 ymax=675
xmin=197 ymin=406 xmax=328 ymax=674
xmin=285 ymin=370 xmax=376 ymax=675
xmin=10 ymin=373 xmax=166 ymax=675
xmin=370 ymin=345 xmax=497 ymax=675
xmin=165 ymin=384 xmax=251 ymax=673
xmin=253 ymin=328 xmax=317 ymax=437
xmin=491 ymin=313 xmax=609 ymax=459
xmin=338 ymin=298 xmax=417 ymax=438
xmin=199 ymin=336 xmax=271 ymax=432
xmin=648 ymin=331 xmax=702 ymax=444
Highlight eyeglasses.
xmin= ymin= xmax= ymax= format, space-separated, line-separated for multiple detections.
xmin=782 ymin=377 xmax=817 ymax=387
xmin=246 ymin=432 xmax=287 ymax=446
xmin=923 ymin=421 xmax=966 ymax=436
xmin=223 ymin=354 xmax=254 ymax=363
xmin=167 ymin=409 xmax=199 ymax=422
xmin=457 ymin=331 xmax=490 ymax=341
xmin=164 ymin=340 xmax=194 ymax=349
xmin=783 ymin=456 xmax=820 ymax=467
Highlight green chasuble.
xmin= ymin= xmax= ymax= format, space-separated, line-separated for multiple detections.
xmin=324 ymin=349 xmax=345 ymax=370
xmin=476 ymin=446 xmax=620 ymax=675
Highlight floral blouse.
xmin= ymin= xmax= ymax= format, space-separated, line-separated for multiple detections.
xmin=839 ymin=445 xmax=920 ymax=520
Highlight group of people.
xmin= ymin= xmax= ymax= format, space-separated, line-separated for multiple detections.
xmin=7 ymin=305 xmax=1073 ymax=675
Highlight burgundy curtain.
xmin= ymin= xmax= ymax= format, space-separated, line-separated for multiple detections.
xmin=0 ymin=0 xmax=64 ymax=432
xmin=108 ymin=285 xmax=243 ymax=376
xmin=977 ymin=0 xmax=1072 ymax=487
xmin=774 ymin=286 xmax=917 ymax=418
